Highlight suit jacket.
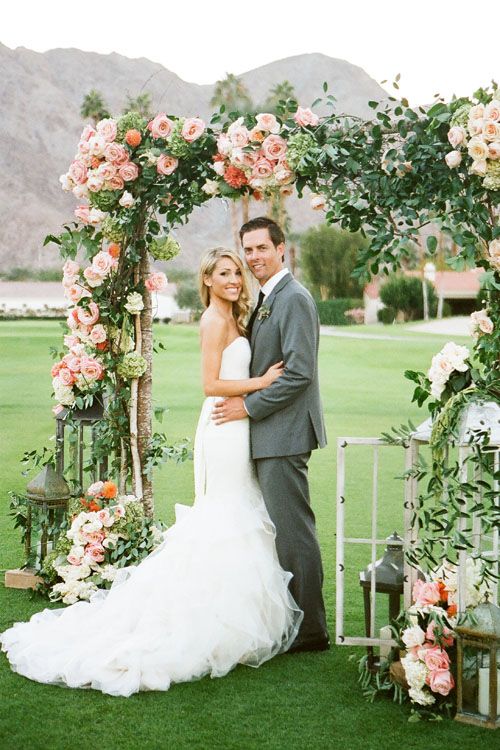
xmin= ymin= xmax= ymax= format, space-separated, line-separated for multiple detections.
xmin=245 ymin=273 xmax=327 ymax=459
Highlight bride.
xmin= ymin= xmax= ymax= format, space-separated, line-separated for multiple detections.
xmin=0 ymin=247 xmax=302 ymax=697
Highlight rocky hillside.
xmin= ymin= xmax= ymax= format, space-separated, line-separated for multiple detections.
xmin=0 ymin=44 xmax=387 ymax=271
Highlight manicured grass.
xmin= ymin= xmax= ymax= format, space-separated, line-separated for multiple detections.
xmin=1 ymin=321 xmax=494 ymax=750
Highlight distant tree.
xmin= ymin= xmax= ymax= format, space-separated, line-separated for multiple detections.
xmin=124 ymin=92 xmax=153 ymax=119
xmin=210 ymin=73 xmax=253 ymax=116
xmin=80 ymin=90 xmax=110 ymax=126
xmin=263 ymin=80 xmax=297 ymax=117
xmin=175 ymin=278 xmax=204 ymax=320
xmin=299 ymin=225 xmax=366 ymax=300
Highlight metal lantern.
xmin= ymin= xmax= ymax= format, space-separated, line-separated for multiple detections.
xmin=455 ymin=602 xmax=500 ymax=730
xmin=55 ymin=399 xmax=108 ymax=494
xmin=24 ymin=463 xmax=70 ymax=566
xmin=359 ymin=531 xmax=405 ymax=670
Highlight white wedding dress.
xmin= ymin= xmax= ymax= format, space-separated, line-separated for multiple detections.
xmin=1 ymin=336 xmax=302 ymax=696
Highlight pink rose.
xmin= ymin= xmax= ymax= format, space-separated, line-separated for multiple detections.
xmin=251 ymin=158 xmax=274 ymax=180
xmin=97 ymin=509 xmax=114 ymax=527
xmin=423 ymin=645 xmax=450 ymax=672
xmin=80 ymin=356 xmax=104 ymax=381
xmin=228 ymin=125 xmax=249 ymax=148
xmin=104 ymin=143 xmax=129 ymax=166
xmin=145 ymin=271 xmax=168 ymax=292
xmin=57 ymin=367 xmax=76 ymax=387
xmin=77 ymin=301 xmax=100 ymax=326
xmin=217 ymin=134 xmax=232 ymax=155
xmin=82 ymin=531 xmax=105 ymax=545
xmin=63 ymin=260 xmax=80 ymax=278
xmin=74 ymin=205 xmax=91 ymax=224
xmin=83 ymin=266 xmax=105 ymax=288
xmin=119 ymin=162 xmax=139 ymax=182
xmin=262 ymin=134 xmax=287 ymax=161
xmin=92 ymin=251 xmax=113 ymax=276
xmin=65 ymin=284 xmax=90 ymax=304
xmin=89 ymin=324 xmax=107 ymax=345
xmin=255 ymin=113 xmax=280 ymax=134
xmin=80 ymin=125 xmax=96 ymax=142
xmin=69 ymin=160 xmax=88 ymax=185
xmin=87 ymin=481 xmax=104 ymax=497
xmin=67 ymin=554 xmax=83 ymax=566
xmin=108 ymin=174 xmax=125 ymax=191
xmin=88 ymin=134 xmax=106 ymax=157
xmin=77 ymin=140 xmax=91 ymax=158
xmin=413 ymin=579 xmax=441 ymax=607
xmin=113 ymin=505 xmax=126 ymax=519
xmin=96 ymin=118 xmax=117 ymax=143
xmin=67 ymin=308 xmax=80 ymax=330
xmin=426 ymin=669 xmax=454 ymax=696
xmin=85 ymin=543 xmax=105 ymax=563
xmin=63 ymin=334 xmax=80 ymax=349
xmin=182 ymin=117 xmax=205 ymax=142
xmin=425 ymin=620 xmax=454 ymax=647
xmin=149 ymin=113 xmax=174 ymax=140
xmin=485 ymin=101 xmax=500 ymax=122
xmin=62 ymin=354 xmax=81 ymax=373
xmin=445 ymin=150 xmax=462 ymax=168
xmin=231 ymin=148 xmax=256 ymax=169
xmin=97 ymin=162 xmax=117 ymax=181
xmin=294 ymin=106 xmax=319 ymax=128
xmin=157 ymin=154 xmax=179 ymax=175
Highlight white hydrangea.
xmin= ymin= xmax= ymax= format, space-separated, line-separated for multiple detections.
xmin=409 ymin=687 xmax=436 ymax=706
xmin=401 ymin=654 xmax=428 ymax=690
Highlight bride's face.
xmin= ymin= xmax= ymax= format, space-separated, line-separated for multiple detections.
xmin=205 ymin=258 xmax=242 ymax=303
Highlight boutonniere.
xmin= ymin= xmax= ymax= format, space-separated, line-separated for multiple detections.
xmin=258 ymin=305 xmax=271 ymax=321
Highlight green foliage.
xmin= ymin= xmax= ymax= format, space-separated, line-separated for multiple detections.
xmin=300 ymin=224 xmax=366 ymax=299
xmin=378 ymin=306 xmax=397 ymax=324
xmin=380 ymin=275 xmax=437 ymax=321
xmin=0 ymin=267 xmax=62 ymax=281
xmin=80 ymin=89 xmax=110 ymax=125
xmin=210 ymin=73 xmax=253 ymax=117
xmin=316 ymin=298 xmax=363 ymax=325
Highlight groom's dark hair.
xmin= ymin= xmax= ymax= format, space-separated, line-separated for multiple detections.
xmin=239 ymin=217 xmax=285 ymax=249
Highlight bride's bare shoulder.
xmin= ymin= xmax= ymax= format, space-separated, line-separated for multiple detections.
xmin=200 ymin=308 xmax=229 ymax=345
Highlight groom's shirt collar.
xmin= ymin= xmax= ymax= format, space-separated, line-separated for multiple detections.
xmin=260 ymin=268 xmax=290 ymax=300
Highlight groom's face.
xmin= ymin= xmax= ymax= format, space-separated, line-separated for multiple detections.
xmin=241 ymin=228 xmax=285 ymax=285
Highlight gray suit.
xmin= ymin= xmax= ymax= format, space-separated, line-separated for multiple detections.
xmin=245 ymin=273 xmax=328 ymax=641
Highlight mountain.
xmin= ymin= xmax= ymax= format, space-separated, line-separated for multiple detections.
xmin=0 ymin=44 xmax=388 ymax=271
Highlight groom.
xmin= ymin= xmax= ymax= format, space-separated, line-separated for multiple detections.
xmin=212 ymin=216 xmax=329 ymax=652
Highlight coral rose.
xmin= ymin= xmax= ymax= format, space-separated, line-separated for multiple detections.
xmin=102 ymin=481 xmax=118 ymax=499
xmin=80 ymin=356 xmax=104 ymax=381
xmin=69 ymin=160 xmax=88 ymax=185
xmin=224 ymin=165 xmax=248 ymax=189
xmin=157 ymin=154 xmax=179 ymax=175
xmin=108 ymin=243 xmax=121 ymax=258
xmin=423 ymin=645 xmax=450 ymax=672
xmin=181 ymin=117 xmax=205 ymax=142
xmin=104 ymin=143 xmax=129 ymax=166
xmin=77 ymin=301 xmax=100 ymax=326
xmin=413 ymin=579 xmax=442 ymax=608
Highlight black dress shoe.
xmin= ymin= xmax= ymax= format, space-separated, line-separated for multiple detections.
xmin=287 ymin=636 xmax=330 ymax=654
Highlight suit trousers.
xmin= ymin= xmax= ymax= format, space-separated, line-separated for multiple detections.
xmin=254 ymin=452 xmax=328 ymax=641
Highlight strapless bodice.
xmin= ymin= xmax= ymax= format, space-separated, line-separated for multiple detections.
xmin=219 ymin=336 xmax=251 ymax=380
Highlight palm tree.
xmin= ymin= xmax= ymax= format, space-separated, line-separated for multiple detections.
xmin=210 ymin=73 xmax=253 ymax=116
xmin=124 ymin=93 xmax=153 ymax=119
xmin=80 ymin=90 xmax=110 ymax=126
xmin=263 ymin=80 xmax=297 ymax=117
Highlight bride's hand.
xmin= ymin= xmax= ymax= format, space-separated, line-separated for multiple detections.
xmin=260 ymin=361 xmax=284 ymax=388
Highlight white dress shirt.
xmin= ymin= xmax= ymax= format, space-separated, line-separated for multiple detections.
xmin=259 ymin=268 xmax=290 ymax=300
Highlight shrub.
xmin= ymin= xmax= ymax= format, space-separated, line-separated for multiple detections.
xmin=378 ymin=306 xmax=397 ymax=324
xmin=299 ymin=225 xmax=366 ymax=299
xmin=316 ymin=298 xmax=363 ymax=326
xmin=380 ymin=275 xmax=437 ymax=320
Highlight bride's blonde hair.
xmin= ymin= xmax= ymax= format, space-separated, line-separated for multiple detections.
xmin=199 ymin=247 xmax=251 ymax=335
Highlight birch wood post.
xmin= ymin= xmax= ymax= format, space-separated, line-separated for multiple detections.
xmin=129 ymin=264 xmax=143 ymax=500
xmin=137 ymin=248 xmax=154 ymax=517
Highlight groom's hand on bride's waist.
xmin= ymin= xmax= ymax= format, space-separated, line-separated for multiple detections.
xmin=212 ymin=397 xmax=247 ymax=424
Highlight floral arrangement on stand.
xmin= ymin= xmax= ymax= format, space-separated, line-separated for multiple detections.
xmin=41 ymin=480 xmax=165 ymax=604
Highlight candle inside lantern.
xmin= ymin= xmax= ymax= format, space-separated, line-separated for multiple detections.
xmin=379 ymin=625 xmax=393 ymax=659
xmin=478 ymin=667 xmax=500 ymax=716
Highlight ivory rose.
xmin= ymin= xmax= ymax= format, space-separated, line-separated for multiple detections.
xmin=262 ymin=134 xmax=287 ymax=161
xmin=181 ymin=117 xmax=205 ymax=142
xmin=86 ymin=174 xmax=104 ymax=193
xmin=97 ymin=161 xmax=117 ymax=181
xmin=88 ymin=134 xmax=106 ymax=157
xmin=488 ymin=142 xmax=500 ymax=159
xmin=426 ymin=669 xmax=454 ymax=696
xmin=63 ymin=260 xmax=80 ymax=278
xmin=83 ymin=266 xmax=105 ymax=288
xmin=119 ymin=162 xmax=139 ymax=182
xmin=255 ymin=113 xmax=280 ymax=134
xmin=92 ymin=251 xmax=113 ymax=276
xmin=468 ymin=137 xmax=489 ymax=161
xmin=310 ymin=194 xmax=326 ymax=211
xmin=72 ymin=182 xmax=89 ymax=199
xmin=470 ymin=160 xmax=487 ymax=176
xmin=482 ymin=121 xmax=500 ymax=141
xmin=294 ymin=106 xmax=319 ymax=128
xmin=470 ymin=309 xmax=494 ymax=336
xmin=96 ymin=118 xmax=117 ymax=143
xmin=77 ymin=301 xmax=100 ymax=326
xmin=149 ymin=113 xmax=174 ymax=140
xmin=445 ymin=150 xmax=462 ymax=168
xmin=228 ymin=119 xmax=249 ymax=148
xmin=447 ymin=126 xmax=466 ymax=148
xmin=87 ymin=481 xmax=104 ymax=497
xmin=485 ymin=100 xmax=500 ymax=122
xmin=145 ymin=272 xmax=168 ymax=292
xmin=157 ymin=154 xmax=178 ymax=175
xmin=401 ymin=625 xmax=426 ymax=649
xmin=119 ymin=190 xmax=135 ymax=208
xmin=217 ymin=133 xmax=232 ymax=155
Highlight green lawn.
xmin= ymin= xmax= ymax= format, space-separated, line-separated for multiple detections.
xmin=0 ymin=321 xmax=494 ymax=750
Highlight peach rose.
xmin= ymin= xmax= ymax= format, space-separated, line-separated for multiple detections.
xmin=249 ymin=127 xmax=265 ymax=143
xmin=92 ymin=251 xmax=113 ymax=276
xmin=63 ymin=354 xmax=81 ymax=373
xmin=251 ymin=158 xmax=274 ymax=180
xmin=107 ymin=174 xmax=125 ymax=191
xmin=86 ymin=174 xmax=105 ymax=193
xmin=469 ymin=103 xmax=485 ymax=120
xmin=85 ymin=543 xmax=105 ymax=563
xmin=310 ymin=194 xmax=326 ymax=211
xmin=445 ymin=150 xmax=462 ymax=168
xmin=96 ymin=118 xmax=117 ymax=143
xmin=470 ymin=159 xmax=487 ymax=176
xmin=119 ymin=162 xmax=139 ymax=182
xmin=413 ymin=579 xmax=441 ymax=607
xmin=426 ymin=668 xmax=454 ymax=696
xmin=80 ymin=356 xmax=104 ymax=381
xmin=104 ymin=143 xmax=129 ymax=165
xmin=58 ymin=367 xmax=76 ymax=387
xmin=63 ymin=260 xmax=80 ymax=278
xmin=65 ymin=284 xmax=90 ymax=304
xmin=255 ymin=113 xmax=280 ymax=134
xmin=97 ymin=162 xmax=117 ymax=181
xmin=294 ymin=106 xmax=319 ymax=128
xmin=447 ymin=126 xmax=466 ymax=148
xmin=485 ymin=100 xmax=500 ymax=122
xmin=228 ymin=119 xmax=250 ymax=148
xmin=482 ymin=121 xmax=500 ymax=142
xmin=488 ymin=142 xmax=500 ymax=159
xmin=77 ymin=301 xmax=100 ymax=326
xmin=69 ymin=159 xmax=88 ymax=185
xmin=145 ymin=271 xmax=168 ymax=292
xmin=80 ymin=125 xmax=96 ymax=142
xmin=83 ymin=266 xmax=105 ymax=288
xmin=150 ymin=113 xmax=174 ymax=140
xmin=468 ymin=137 xmax=489 ymax=161
xmin=88 ymin=134 xmax=106 ymax=157
xmin=182 ymin=117 xmax=205 ymax=142
xmin=89 ymin=324 xmax=107 ymax=344
xmin=157 ymin=154 xmax=179 ymax=175
xmin=74 ymin=205 xmax=91 ymax=224
xmin=82 ymin=530 xmax=105 ymax=545
xmin=262 ymin=134 xmax=287 ymax=161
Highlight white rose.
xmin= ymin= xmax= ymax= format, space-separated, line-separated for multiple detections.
xmin=202 ymin=179 xmax=220 ymax=196
xmin=212 ymin=160 xmax=225 ymax=176
xmin=88 ymin=134 xmax=106 ymax=157
xmin=445 ymin=150 xmax=462 ymax=168
xmin=124 ymin=292 xmax=144 ymax=315
xmin=469 ymin=103 xmax=485 ymax=121
xmin=468 ymin=137 xmax=489 ymax=161
xmin=401 ymin=625 xmax=426 ymax=649
xmin=88 ymin=208 xmax=107 ymax=226
xmin=485 ymin=100 xmax=500 ymax=122
xmin=482 ymin=120 xmax=500 ymax=142
xmin=54 ymin=383 xmax=75 ymax=406
xmin=72 ymin=182 xmax=89 ymax=199
xmin=447 ymin=126 xmax=466 ymax=148
xmin=470 ymin=159 xmax=488 ymax=176
xmin=60 ymin=173 xmax=74 ymax=191
xmin=119 ymin=191 xmax=135 ymax=208
xmin=310 ymin=194 xmax=326 ymax=211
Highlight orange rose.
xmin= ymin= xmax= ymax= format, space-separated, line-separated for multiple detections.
xmin=102 ymin=481 xmax=118 ymax=499
xmin=125 ymin=129 xmax=142 ymax=147
xmin=447 ymin=603 xmax=457 ymax=617
xmin=108 ymin=243 xmax=121 ymax=258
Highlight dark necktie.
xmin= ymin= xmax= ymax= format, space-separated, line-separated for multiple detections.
xmin=247 ymin=290 xmax=265 ymax=338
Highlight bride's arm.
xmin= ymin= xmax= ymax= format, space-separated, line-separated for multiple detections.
xmin=200 ymin=318 xmax=282 ymax=397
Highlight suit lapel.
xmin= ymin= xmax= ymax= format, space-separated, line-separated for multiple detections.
xmin=251 ymin=274 xmax=293 ymax=346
